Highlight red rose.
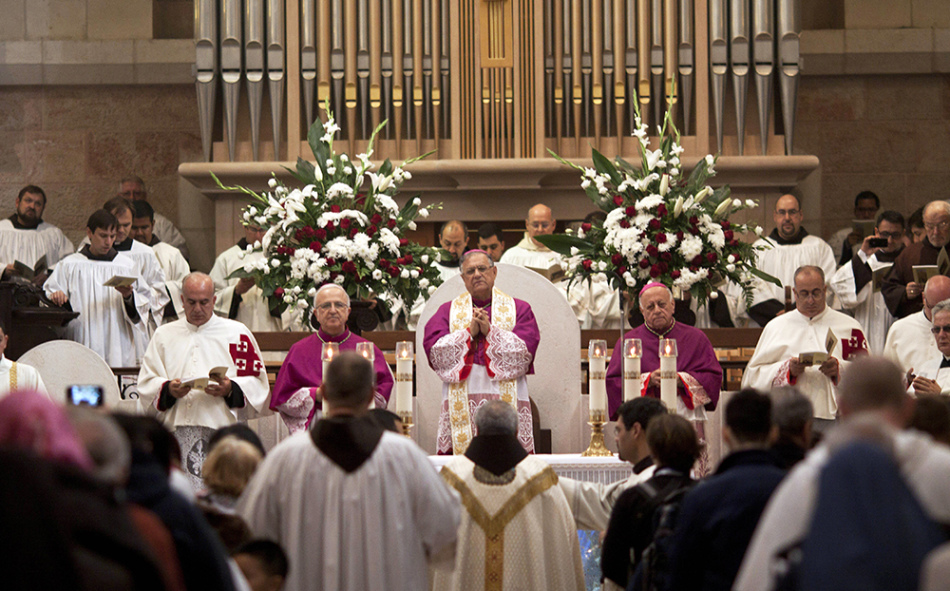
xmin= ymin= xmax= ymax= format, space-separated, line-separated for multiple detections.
xmin=724 ymin=229 xmax=734 ymax=241
xmin=656 ymin=204 xmax=668 ymax=217
xmin=404 ymin=254 xmax=414 ymax=264
xmin=648 ymin=219 xmax=661 ymax=230
xmin=690 ymin=226 xmax=700 ymax=236
xmin=274 ymin=287 xmax=285 ymax=296
xmin=387 ymin=267 xmax=399 ymax=277
xmin=367 ymin=225 xmax=378 ymax=236
xmin=330 ymin=205 xmax=341 ymax=213
xmin=611 ymin=253 xmax=624 ymax=266
xmin=379 ymin=259 xmax=390 ymax=268
xmin=388 ymin=219 xmax=397 ymax=229
xmin=309 ymin=241 xmax=322 ymax=251
xmin=581 ymin=222 xmax=592 ymax=232
xmin=342 ymin=261 xmax=357 ymax=274
xmin=650 ymin=264 xmax=662 ymax=278
xmin=729 ymin=239 xmax=739 ymax=247
xmin=620 ymin=220 xmax=631 ymax=229
xmin=676 ymin=231 xmax=684 ymax=241
xmin=326 ymin=221 xmax=335 ymax=232
xmin=691 ymin=255 xmax=703 ymax=266
xmin=613 ymin=195 xmax=624 ymax=206
xmin=646 ymin=245 xmax=659 ymax=258
xmin=655 ymin=233 xmax=667 ymax=244
xmin=625 ymin=206 xmax=636 ymax=217
xmin=399 ymin=238 xmax=409 ymax=246
xmin=370 ymin=214 xmax=383 ymax=225
xmin=340 ymin=218 xmax=351 ymax=230
xmin=326 ymin=258 xmax=337 ymax=266
xmin=582 ymin=260 xmax=593 ymax=271
xmin=706 ymin=252 xmax=717 ymax=263
xmin=315 ymin=228 xmax=327 ymax=240
xmin=639 ymin=259 xmax=651 ymax=269
xmin=294 ymin=229 xmax=305 ymax=242
xmin=660 ymin=252 xmax=672 ymax=262
xmin=720 ymin=220 xmax=731 ymax=229
xmin=690 ymin=266 xmax=698 ymax=272
xmin=349 ymin=228 xmax=359 ymax=238
xmin=689 ymin=216 xmax=699 ymax=225
xmin=617 ymin=265 xmax=628 ymax=275
xmin=658 ymin=262 xmax=669 ymax=273
xmin=671 ymin=270 xmax=681 ymax=279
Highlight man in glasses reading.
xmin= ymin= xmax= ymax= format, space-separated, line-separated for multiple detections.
xmin=908 ymin=300 xmax=950 ymax=395
xmin=882 ymin=200 xmax=950 ymax=319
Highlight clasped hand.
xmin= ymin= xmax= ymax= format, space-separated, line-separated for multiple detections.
xmin=469 ymin=308 xmax=491 ymax=337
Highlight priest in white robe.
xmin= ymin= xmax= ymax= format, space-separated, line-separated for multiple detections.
xmin=424 ymin=250 xmax=541 ymax=454
xmin=500 ymin=203 xmax=561 ymax=269
xmin=131 ymin=200 xmax=190 ymax=322
xmin=828 ymin=211 xmax=905 ymax=354
xmin=883 ymin=275 xmax=950 ymax=374
xmin=0 ymin=321 xmax=49 ymax=399
xmin=238 ymin=352 xmax=460 ymax=591
xmin=742 ymin=266 xmax=868 ymax=426
xmin=741 ymin=194 xmax=836 ymax=327
xmin=119 ymin=175 xmax=190 ymax=261
xmin=0 ymin=185 xmax=74 ymax=281
xmin=137 ymin=272 xmax=271 ymax=487
xmin=433 ymin=401 xmax=584 ymax=591
xmin=908 ymin=300 xmax=950 ymax=396
xmin=45 ymin=209 xmax=151 ymax=368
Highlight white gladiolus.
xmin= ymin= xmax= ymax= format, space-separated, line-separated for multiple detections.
xmin=313 ymin=165 xmax=323 ymax=181
xmin=268 ymin=177 xmax=278 ymax=189
xmin=673 ymin=196 xmax=684 ymax=217
xmin=327 ymin=183 xmax=354 ymax=199
xmin=733 ymin=198 xmax=742 ymax=208
xmin=271 ymin=259 xmax=280 ymax=268
xmin=418 ymin=208 xmax=429 ymax=218
xmin=745 ymin=199 xmax=756 ymax=208
xmin=410 ymin=270 xmax=419 ymax=278
xmin=334 ymin=275 xmax=345 ymax=284
xmin=726 ymin=263 xmax=736 ymax=272
xmin=412 ymin=197 xmax=422 ymax=206
xmin=581 ymin=179 xmax=592 ymax=189
xmin=421 ymin=254 xmax=430 ymax=264
xmin=372 ymin=269 xmax=383 ymax=280
xmin=659 ymin=174 xmax=670 ymax=196
xmin=408 ymin=221 xmax=417 ymax=231
xmin=428 ymin=286 xmax=436 ymax=294
xmin=755 ymin=226 xmax=764 ymax=236
xmin=297 ymin=300 xmax=309 ymax=309
xmin=727 ymin=254 xmax=736 ymax=263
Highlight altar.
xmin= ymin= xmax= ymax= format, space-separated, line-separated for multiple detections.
xmin=429 ymin=453 xmax=632 ymax=486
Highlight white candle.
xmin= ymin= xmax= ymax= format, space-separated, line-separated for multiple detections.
xmin=356 ymin=342 xmax=375 ymax=361
xmin=321 ymin=342 xmax=339 ymax=383
xmin=660 ymin=338 xmax=678 ymax=411
xmin=588 ymin=340 xmax=608 ymax=414
xmin=394 ymin=342 xmax=414 ymax=415
xmin=623 ymin=338 xmax=642 ymax=402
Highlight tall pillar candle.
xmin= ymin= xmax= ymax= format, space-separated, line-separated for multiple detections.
xmin=321 ymin=342 xmax=339 ymax=382
xmin=659 ymin=338 xmax=678 ymax=411
xmin=588 ymin=340 xmax=608 ymax=415
xmin=355 ymin=343 xmax=376 ymax=408
xmin=623 ymin=338 xmax=642 ymax=402
xmin=394 ymin=341 xmax=414 ymax=415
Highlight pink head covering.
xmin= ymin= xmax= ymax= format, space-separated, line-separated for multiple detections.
xmin=639 ymin=282 xmax=671 ymax=298
xmin=0 ymin=390 xmax=94 ymax=471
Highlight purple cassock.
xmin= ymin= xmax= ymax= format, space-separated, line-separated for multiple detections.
xmin=269 ymin=328 xmax=394 ymax=434
xmin=605 ymin=322 xmax=722 ymax=419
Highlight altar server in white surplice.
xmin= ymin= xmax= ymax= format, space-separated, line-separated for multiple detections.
xmin=131 ymin=200 xmax=190 ymax=322
xmin=828 ymin=210 xmax=906 ymax=354
xmin=908 ymin=301 xmax=950 ymax=396
xmin=0 ymin=185 xmax=74 ymax=280
xmin=45 ymin=209 xmax=150 ymax=368
xmin=741 ymin=193 xmax=836 ymax=327
xmin=433 ymin=401 xmax=584 ymax=591
xmin=238 ymin=352 xmax=460 ymax=591
xmin=500 ymin=203 xmax=562 ymax=269
xmin=883 ymin=275 xmax=950 ymax=374
xmin=210 ymin=224 xmax=296 ymax=332
xmin=742 ymin=266 xmax=868 ymax=427
xmin=0 ymin=321 xmax=48 ymax=399
xmin=137 ymin=272 xmax=270 ymax=488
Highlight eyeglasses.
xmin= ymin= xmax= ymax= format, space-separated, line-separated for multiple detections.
xmin=931 ymin=325 xmax=950 ymax=335
xmin=317 ymin=301 xmax=349 ymax=310
xmin=877 ymin=231 xmax=903 ymax=240
xmin=120 ymin=190 xmax=147 ymax=199
xmin=795 ymin=289 xmax=825 ymax=301
xmin=462 ymin=265 xmax=492 ymax=277
xmin=924 ymin=221 xmax=950 ymax=231
xmin=776 ymin=209 xmax=800 ymax=217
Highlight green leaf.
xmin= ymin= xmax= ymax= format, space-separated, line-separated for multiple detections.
xmin=614 ymin=156 xmax=640 ymax=176
xmin=295 ymin=157 xmax=317 ymax=184
xmin=750 ymin=267 xmax=783 ymax=288
xmin=225 ymin=266 xmax=253 ymax=281
xmin=307 ymin=119 xmax=325 ymax=163
xmin=533 ymin=234 xmax=594 ymax=256
xmin=591 ymin=149 xmax=622 ymax=185
xmin=379 ymin=159 xmax=393 ymax=177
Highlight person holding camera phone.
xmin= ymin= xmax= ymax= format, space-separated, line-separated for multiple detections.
xmin=829 ymin=210 xmax=906 ymax=355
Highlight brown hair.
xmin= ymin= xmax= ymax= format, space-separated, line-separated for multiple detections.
xmin=646 ymin=414 xmax=702 ymax=473
xmin=202 ymin=436 xmax=263 ymax=497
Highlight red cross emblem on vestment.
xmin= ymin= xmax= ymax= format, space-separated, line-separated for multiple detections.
xmin=230 ymin=334 xmax=264 ymax=377
xmin=841 ymin=329 xmax=869 ymax=360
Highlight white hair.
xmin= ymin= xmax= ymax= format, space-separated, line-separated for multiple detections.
xmin=314 ymin=283 xmax=350 ymax=307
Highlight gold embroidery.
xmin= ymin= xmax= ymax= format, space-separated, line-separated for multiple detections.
xmin=442 ymin=466 xmax=559 ymax=590
xmin=9 ymin=362 xmax=16 ymax=392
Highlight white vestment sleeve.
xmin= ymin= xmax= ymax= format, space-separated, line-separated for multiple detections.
xmin=230 ymin=330 xmax=272 ymax=420
xmin=485 ymin=326 xmax=532 ymax=380
xmin=429 ymin=331 xmax=472 ymax=383
xmin=740 ymin=326 xmax=789 ymax=391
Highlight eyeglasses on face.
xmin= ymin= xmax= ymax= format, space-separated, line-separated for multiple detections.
xmin=317 ymin=301 xmax=349 ymax=310
xmin=462 ymin=265 xmax=492 ymax=277
xmin=931 ymin=325 xmax=950 ymax=335
xmin=924 ymin=220 xmax=950 ymax=232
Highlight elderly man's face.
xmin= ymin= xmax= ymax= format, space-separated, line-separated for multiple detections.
xmin=794 ymin=270 xmax=826 ymax=319
xmin=461 ymin=253 xmax=497 ymax=300
xmin=640 ymin=286 xmax=674 ymax=332
xmin=314 ymin=287 xmax=350 ymax=336
xmin=923 ymin=207 xmax=950 ymax=248
xmin=526 ymin=208 xmax=555 ymax=245
xmin=182 ymin=277 xmax=216 ymax=326
xmin=933 ymin=311 xmax=950 ymax=358
xmin=119 ymin=181 xmax=147 ymax=201
xmin=773 ymin=195 xmax=803 ymax=241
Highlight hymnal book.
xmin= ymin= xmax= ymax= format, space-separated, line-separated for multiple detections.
xmin=851 ymin=219 xmax=876 ymax=240
xmin=798 ymin=328 xmax=838 ymax=367
xmin=181 ymin=366 xmax=228 ymax=389
xmin=871 ymin=264 xmax=893 ymax=292
xmin=525 ymin=262 xmax=566 ymax=283
xmin=913 ymin=265 xmax=940 ymax=286
xmin=103 ymin=275 xmax=137 ymax=288
xmin=12 ymin=255 xmax=47 ymax=280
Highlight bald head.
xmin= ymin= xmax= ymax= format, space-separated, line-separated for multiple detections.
xmin=923 ymin=201 xmax=950 ymax=248
xmin=774 ymin=194 xmax=803 ymax=240
xmin=439 ymin=220 xmax=468 ymax=261
xmin=526 ymin=203 xmax=555 ymax=246
xmin=837 ymin=357 xmax=911 ymax=424
xmin=924 ymin=275 xmax=950 ymax=320
xmin=181 ymin=272 xmax=216 ymax=326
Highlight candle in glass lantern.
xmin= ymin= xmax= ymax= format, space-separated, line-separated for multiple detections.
xmin=623 ymin=338 xmax=642 ymax=402
xmin=356 ymin=342 xmax=375 ymax=361
xmin=394 ymin=341 xmax=414 ymax=415
xmin=659 ymin=338 xmax=678 ymax=411
xmin=321 ymin=342 xmax=339 ymax=381
xmin=588 ymin=340 xmax=608 ymax=414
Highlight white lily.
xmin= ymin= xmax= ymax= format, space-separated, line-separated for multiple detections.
xmin=673 ymin=196 xmax=684 ymax=217
xmin=659 ymin=174 xmax=670 ymax=196
xmin=713 ymin=199 xmax=732 ymax=218
xmin=694 ymin=186 xmax=712 ymax=204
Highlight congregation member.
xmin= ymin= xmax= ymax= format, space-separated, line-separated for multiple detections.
xmin=500 ymin=203 xmax=560 ymax=268
xmin=600 ymin=414 xmax=701 ymax=590
xmin=559 ymin=397 xmax=668 ymax=531
xmin=910 ymin=395 xmax=950 ymax=446
xmin=0 ymin=320 xmax=48 ymax=398
xmin=199 ymin=435 xmax=263 ymax=513
xmin=743 ymin=193 xmax=836 ymax=326
xmin=907 ymin=206 xmax=926 ymax=245
xmin=120 ymin=175 xmax=190 ymax=261
xmin=46 ymin=209 xmax=150 ymax=367
xmin=829 ymin=210 xmax=905 ymax=353
xmin=232 ymin=539 xmax=288 ymax=591
xmin=433 ymin=401 xmax=585 ymax=591
xmin=734 ymin=357 xmax=950 ymax=591
xmin=768 ymin=386 xmax=814 ymax=469
xmin=476 ymin=222 xmax=506 ymax=262
xmin=827 ymin=190 xmax=880 ymax=266
xmin=882 ymin=200 xmax=950 ymax=318
xmin=606 ymin=283 xmax=722 ymax=422
xmin=239 ymin=352 xmax=460 ymax=591
xmin=269 ymin=283 xmax=394 ymax=433
xmin=210 ymin=224 xmax=295 ymax=332
xmin=424 ymin=250 xmax=540 ymax=454
xmin=742 ymin=266 xmax=867 ymax=430
xmin=132 ymin=199 xmax=191 ymax=322
xmin=0 ymin=185 xmax=74 ymax=281
xmin=883 ymin=275 xmax=950 ymax=373
xmin=907 ymin=300 xmax=950 ymax=395
xmin=666 ymin=389 xmax=786 ymax=591
xmin=137 ymin=272 xmax=270 ymax=487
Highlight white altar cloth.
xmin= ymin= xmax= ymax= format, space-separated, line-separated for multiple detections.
xmin=429 ymin=453 xmax=630 ymax=485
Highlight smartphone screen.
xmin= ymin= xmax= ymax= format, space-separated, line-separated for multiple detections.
xmin=67 ymin=385 xmax=105 ymax=407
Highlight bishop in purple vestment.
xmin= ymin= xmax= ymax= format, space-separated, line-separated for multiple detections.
xmin=270 ymin=284 xmax=394 ymax=433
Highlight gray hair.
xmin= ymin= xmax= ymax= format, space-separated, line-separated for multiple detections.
xmin=314 ymin=283 xmax=351 ymax=307
xmin=924 ymin=200 xmax=950 ymax=219
xmin=931 ymin=299 xmax=950 ymax=319
xmin=67 ymin=407 xmax=131 ymax=486
xmin=460 ymin=249 xmax=495 ymax=268
xmin=770 ymin=386 xmax=814 ymax=439
xmin=638 ymin=283 xmax=674 ymax=308
xmin=793 ymin=265 xmax=825 ymax=285
xmin=474 ymin=400 xmax=518 ymax=436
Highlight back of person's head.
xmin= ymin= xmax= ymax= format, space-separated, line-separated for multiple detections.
xmin=910 ymin=396 xmax=950 ymax=446
xmin=725 ymin=389 xmax=773 ymax=445
xmin=474 ymin=400 xmax=518 ymax=436
xmin=0 ymin=391 xmax=93 ymax=471
xmin=477 ymin=222 xmax=504 ymax=241
xmin=67 ymin=406 xmax=131 ymax=486
xmin=646 ymin=414 xmax=701 ymax=473
xmin=233 ymin=539 xmax=289 ymax=591
xmin=111 ymin=413 xmax=175 ymax=473
xmin=617 ymin=397 xmax=667 ymax=431
xmin=131 ymin=199 xmax=155 ymax=222
xmin=368 ymin=408 xmax=402 ymax=433
xmin=103 ymin=195 xmax=133 ymax=217
xmin=323 ymin=351 xmax=375 ymax=409
xmin=208 ymin=424 xmax=266 ymax=457
xmin=837 ymin=357 xmax=909 ymax=419
xmin=770 ymin=386 xmax=814 ymax=440
xmin=202 ymin=436 xmax=263 ymax=498
xmin=87 ymin=209 xmax=117 ymax=232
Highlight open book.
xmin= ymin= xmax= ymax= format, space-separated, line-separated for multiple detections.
xmin=851 ymin=219 xmax=876 ymax=240
xmin=871 ymin=263 xmax=893 ymax=292
xmin=525 ymin=262 xmax=566 ymax=283
xmin=12 ymin=255 xmax=47 ymax=280
xmin=913 ymin=265 xmax=940 ymax=286
xmin=798 ymin=328 xmax=838 ymax=367
xmin=103 ymin=275 xmax=137 ymax=288
xmin=181 ymin=366 xmax=229 ymax=389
